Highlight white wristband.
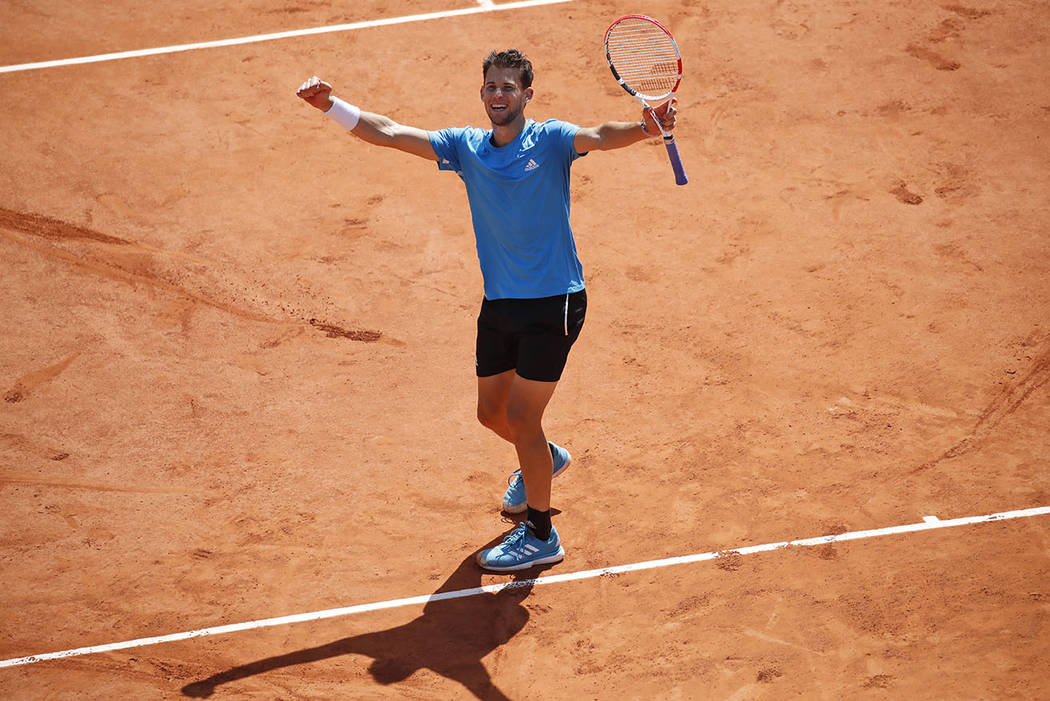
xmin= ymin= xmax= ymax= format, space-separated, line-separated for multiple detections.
xmin=325 ymin=97 xmax=361 ymax=131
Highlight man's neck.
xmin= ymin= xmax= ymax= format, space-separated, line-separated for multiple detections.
xmin=490 ymin=116 xmax=527 ymax=147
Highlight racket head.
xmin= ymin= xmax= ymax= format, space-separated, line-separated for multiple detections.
xmin=604 ymin=14 xmax=683 ymax=102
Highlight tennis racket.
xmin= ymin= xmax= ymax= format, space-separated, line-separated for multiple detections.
xmin=604 ymin=14 xmax=688 ymax=186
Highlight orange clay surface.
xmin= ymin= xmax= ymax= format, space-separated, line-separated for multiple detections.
xmin=2 ymin=1 xmax=1049 ymax=699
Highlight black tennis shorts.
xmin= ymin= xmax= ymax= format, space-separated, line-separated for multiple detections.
xmin=476 ymin=290 xmax=587 ymax=383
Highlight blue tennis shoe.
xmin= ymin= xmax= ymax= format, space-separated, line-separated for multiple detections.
xmin=476 ymin=522 xmax=565 ymax=572
xmin=501 ymin=441 xmax=571 ymax=513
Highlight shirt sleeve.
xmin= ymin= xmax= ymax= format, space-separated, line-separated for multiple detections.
xmin=428 ymin=128 xmax=465 ymax=172
xmin=549 ymin=120 xmax=587 ymax=162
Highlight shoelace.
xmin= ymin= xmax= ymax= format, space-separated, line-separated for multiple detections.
xmin=507 ymin=467 xmax=523 ymax=488
xmin=502 ymin=523 xmax=529 ymax=546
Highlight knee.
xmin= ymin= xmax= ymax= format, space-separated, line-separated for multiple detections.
xmin=477 ymin=402 xmax=503 ymax=432
xmin=504 ymin=403 xmax=541 ymax=442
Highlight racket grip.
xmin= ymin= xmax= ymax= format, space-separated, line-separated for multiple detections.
xmin=663 ymin=137 xmax=689 ymax=186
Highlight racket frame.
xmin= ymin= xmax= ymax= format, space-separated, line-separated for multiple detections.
xmin=604 ymin=14 xmax=688 ymax=185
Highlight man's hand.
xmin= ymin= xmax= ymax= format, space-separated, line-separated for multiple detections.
xmin=642 ymin=98 xmax=678 ymax=136
xmin=296 ymin=76 xmax=334 ymax=111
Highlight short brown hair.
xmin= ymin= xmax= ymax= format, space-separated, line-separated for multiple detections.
xmin=482 ymin=49 xmax=534 ymax=89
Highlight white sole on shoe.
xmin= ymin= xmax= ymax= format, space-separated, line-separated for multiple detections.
xmin=476 ymin=545 xmax=566 ymax=572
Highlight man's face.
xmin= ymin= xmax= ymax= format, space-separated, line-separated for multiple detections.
xmin=480 ymin=66 xmax=533 ymax=127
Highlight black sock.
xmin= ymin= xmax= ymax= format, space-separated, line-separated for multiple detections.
xmin=526 ymin=507 xmax=552 ymax=540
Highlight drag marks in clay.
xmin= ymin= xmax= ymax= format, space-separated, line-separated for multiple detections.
xmin=0 ymin=207 xmax=386 ymax=344
xmin=3 ymin=353 xmax=80 ymax=403
xmin=915 ymin=334 xmax=1050 ymax=472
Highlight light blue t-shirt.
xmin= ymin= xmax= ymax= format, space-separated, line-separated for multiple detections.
xmin=428 ymin=119 xmax=587 ymax=300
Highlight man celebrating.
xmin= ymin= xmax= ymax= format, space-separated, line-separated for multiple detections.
xmin=297 ymin=49 xmax=678 ymax=571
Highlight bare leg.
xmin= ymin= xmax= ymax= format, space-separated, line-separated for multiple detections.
xmin=477 ymin=370 xmax=516 ymax=442
xmin=477 ymin=372 xmax=559 ymax=512
xmin=506 ymin=377 xmax=559 ymax=511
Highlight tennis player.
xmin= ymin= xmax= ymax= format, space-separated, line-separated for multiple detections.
xmin=297 ymin=49 xmax=677 ymax=571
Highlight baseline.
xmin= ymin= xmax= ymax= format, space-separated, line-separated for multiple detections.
xmin=0 ymin=0 xmax=576 ymax=74
xmin=2 ymin=504 xmax=1047 ymax=669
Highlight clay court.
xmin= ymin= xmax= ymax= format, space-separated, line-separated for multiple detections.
xmin=2 ymin=0 xmax=1049 ymax=698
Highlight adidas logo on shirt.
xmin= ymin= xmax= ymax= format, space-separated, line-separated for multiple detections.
xmin=524 ymin=158 xmax=540 ymax=172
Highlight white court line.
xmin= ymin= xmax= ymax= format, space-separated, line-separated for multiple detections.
xmin=0 ymin=0 xmax=574 ymax=74
xmin=2 ymin=504 xmax=1048 ymax=669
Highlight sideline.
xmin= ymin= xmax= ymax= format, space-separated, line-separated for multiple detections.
xmin=2 ymin=504 xmax=1048 ymax=669
xmin=0 ymin=0 xmax=576 ymax=74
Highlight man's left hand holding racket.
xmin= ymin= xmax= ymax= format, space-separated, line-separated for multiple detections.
xmin=642 ymin=99 xmax=679 ymax=142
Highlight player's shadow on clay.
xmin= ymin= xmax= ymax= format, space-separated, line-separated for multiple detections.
xmin=181 ymin=529 xmax=551 ymax=701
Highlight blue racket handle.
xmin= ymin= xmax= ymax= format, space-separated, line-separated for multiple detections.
xmin=663 ymin=136 xmax=689 ymax=186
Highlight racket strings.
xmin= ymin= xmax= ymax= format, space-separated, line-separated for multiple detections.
xmin=606 ymin=21 xmax=681 ymax=97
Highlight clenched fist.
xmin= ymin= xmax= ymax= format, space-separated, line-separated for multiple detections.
xmin=296 ymin=76 xmax=334 ymax=111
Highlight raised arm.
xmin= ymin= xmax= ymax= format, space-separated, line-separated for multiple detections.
xmin=574 ymin=98 xmax=678 ymax=153
xmin=296 ymin=76 xmax=438 ymax=162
